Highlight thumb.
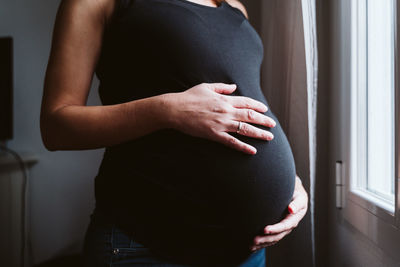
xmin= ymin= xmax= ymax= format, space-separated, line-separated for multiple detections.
xmin=211 ymin=83 xmax=237 ymax=94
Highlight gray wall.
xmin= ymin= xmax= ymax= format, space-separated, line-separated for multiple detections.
xmin=0 ymin=0 xmax=104 ymax=264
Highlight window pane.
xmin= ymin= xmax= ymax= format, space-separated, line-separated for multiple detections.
xmin=366 ymin=0 xmax=395 ymax=202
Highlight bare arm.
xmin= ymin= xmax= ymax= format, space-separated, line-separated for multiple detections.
xmin=41 ymin=0 xmax=173 ymax=151
xmin=41 ymin=0 xmax=275 ymax=153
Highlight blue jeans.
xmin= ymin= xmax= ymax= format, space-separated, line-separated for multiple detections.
xmin=82 ymin=209 xmax=266 ymax=267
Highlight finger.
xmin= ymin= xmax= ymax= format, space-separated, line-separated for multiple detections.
xmin=263 ymin=213 xmax=302 ymax=234
xmin=258 ymin=241 xmax=277 ymax=249
xmin=264 ymin=209 xmax=306 ymax=234
xmin=229 ymin=96 xmax=268 ymax=113
xmin=288 ymin=188 xmax=308 ymax=214
xmin=228 ymin=121 xmax=273 ymax=141
xmin=213 ymin=132 xmax=257 ymax=155
xmin=234 ymin=109 xmax=276 ymax=128
xmin=251 ymin=240 xmax=278 ymax=251
xmin=254 ymin=229 xmax=292 ymax=245
xmin=288 ymin=203 xmax=297 ymax=214
xmin=210 ymin=83 xmax=237 ymax=94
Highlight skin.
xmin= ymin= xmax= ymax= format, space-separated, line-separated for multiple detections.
xmin=250 ymin=175 xmax=308 ymax=251
xmin=40 ymin=0 xmax=308 ymax=253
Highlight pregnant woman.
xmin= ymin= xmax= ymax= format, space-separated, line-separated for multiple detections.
xmin=40 ymin=0 xmax=309 ymax=266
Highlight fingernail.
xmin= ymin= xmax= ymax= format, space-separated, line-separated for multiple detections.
xmin=271 ymin=120 xmax=276 ymax=127
xmin=268 ymin=133 xmax=274 ymax=140
xmin=288 ymin=205 xmax=295 ymax=214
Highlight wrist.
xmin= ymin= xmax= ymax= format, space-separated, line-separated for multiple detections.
xmin=154 ymin=93 xmax=181 ymax=130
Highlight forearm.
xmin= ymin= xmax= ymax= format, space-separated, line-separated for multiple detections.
xmin=40 ymin=94 xmax=173 ymax=151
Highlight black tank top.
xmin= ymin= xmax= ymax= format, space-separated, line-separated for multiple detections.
xmin=94 ymin=0 xmax=296 ymax=265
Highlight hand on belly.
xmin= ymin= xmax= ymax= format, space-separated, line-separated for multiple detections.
xmin=162 ymin=82 xmax=276 ymax=154
xmin=249 ymin=175 xmax=308 ymax=251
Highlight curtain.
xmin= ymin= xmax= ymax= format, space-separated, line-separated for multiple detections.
xmin=259 ymin=0 xmax=318 ymax=266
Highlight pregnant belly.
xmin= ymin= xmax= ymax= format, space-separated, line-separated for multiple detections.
xmin=96 ymin=110 xmax=296 ymax=264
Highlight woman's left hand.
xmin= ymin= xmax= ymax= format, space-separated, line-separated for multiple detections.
xmin=249 ymin=175 xmax=308 ymax=251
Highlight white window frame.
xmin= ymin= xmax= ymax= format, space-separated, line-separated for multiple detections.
xmin=338 ymin=0 xmax=400 ymax=253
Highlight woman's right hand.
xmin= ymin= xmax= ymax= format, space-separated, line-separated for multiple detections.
xmin=163 ymin=83 xmax=277 ymax=155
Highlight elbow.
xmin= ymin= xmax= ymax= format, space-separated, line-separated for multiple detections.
xmin=40 ymin=113 xmax=61 ymax=152
xmin=42 ymin=138 xmax=58 ymax=152
xmin=40 ymin=122 xmax=58 ymax=152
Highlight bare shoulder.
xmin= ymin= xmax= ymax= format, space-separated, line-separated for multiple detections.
xmin=225 ymin=0 xmax=248 ymax=19
xmin=44 ymin=0 xmax=119 ymax=110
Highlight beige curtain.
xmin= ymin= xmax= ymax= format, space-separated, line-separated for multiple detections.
xmin=260 ymin=0 xmax=318 ymax=266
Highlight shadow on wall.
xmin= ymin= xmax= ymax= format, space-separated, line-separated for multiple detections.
xmin=34 ymin=254 xmax=82 ymax=267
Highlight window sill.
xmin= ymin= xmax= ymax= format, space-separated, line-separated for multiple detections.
xmin=351 ymin=189 xmax=394 ymax=214
xmin=347 ymin=190 xmax=395 ymax=225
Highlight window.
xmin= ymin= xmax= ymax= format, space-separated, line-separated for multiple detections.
xmin=350 ymin=0 xmax=397 ymax=213
xmin=334 ymin=0 xmax=400 ymax=257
